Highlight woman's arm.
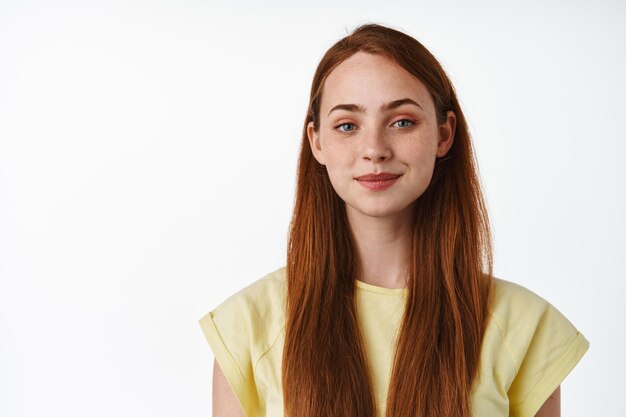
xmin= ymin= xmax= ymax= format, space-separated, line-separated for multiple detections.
xmin=212 ymin=359 xmax=245 ymax=417
xmin=534 ymin=385 xmax=561 ymax=417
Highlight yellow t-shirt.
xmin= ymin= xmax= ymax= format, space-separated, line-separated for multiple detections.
xmin=199 ymin=266 xmax=589 ymax=417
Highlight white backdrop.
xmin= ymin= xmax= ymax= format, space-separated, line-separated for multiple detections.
xmin=1 ymin=1 xmax=623 ymax=416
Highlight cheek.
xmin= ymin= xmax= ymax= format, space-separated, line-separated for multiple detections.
xmin=325 ymin=160 xmax=349 ymax=188
xmin=322 ymin=153 xmax=354 ymax=194
xmin=398 ymin=143 xmax=438 ymax=183
xmin=322 ymin=145 xmax=353 ymax=172
xmin=398 ymin=141 xmax=438 ymax=165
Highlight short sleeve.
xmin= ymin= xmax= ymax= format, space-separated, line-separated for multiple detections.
xmin=507 ymin=299 xmax=590 ymax=417
xmin=199 ymin=291 xmax=261 ymax=417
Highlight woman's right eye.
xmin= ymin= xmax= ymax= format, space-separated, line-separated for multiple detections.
xmin=336 ymin=123 xmax=357 ymax=133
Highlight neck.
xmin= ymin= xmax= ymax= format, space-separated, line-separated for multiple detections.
xmin=346 ymin=203 xmax=414 ymax=289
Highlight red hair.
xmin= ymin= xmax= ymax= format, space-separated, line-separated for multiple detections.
xmin=282 ymin=23 xmax=494 ymax=417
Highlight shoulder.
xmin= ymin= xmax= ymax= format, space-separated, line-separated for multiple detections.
xmin=216 ymin=265 xmax=287 ymax=318
xmin=486 ymin=276 xmax=589 ymax=417
xmin=198 ymin=267 xmax=287 ymax=416
xmin=207 ymin=266 xmax=287 ymax=353
xmin=486 ymin=276 xmax=555 ymax=371
xmin=487 ymin=276 xmax=581 ymax=361
xmin=488 ymin=276 xmax=551 ymax=325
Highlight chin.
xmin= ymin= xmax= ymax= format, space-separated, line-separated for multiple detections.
xmin=348 ymin=201 xmax=414 ymax=219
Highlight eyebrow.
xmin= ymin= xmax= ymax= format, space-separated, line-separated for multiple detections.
xmin=327 ymin=98 xmax=423 ymax=116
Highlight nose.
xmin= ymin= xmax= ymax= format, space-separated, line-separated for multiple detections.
xmin=362 ymin=127 xmax=391 ymax=162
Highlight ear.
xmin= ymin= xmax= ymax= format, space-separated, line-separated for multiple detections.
xmin=436 ymin=110 xmax=456 ymax=158
xmin=307 ymin=121 xmax=326 ymax=165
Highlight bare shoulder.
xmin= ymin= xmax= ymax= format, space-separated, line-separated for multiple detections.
xmin=212 ymin=359 xmax=244 ymax=417
xmin=534 ymin=385 xmax=561 ymax=417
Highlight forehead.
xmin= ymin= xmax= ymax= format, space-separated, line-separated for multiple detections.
xmin=320 ymin=51 xmax=433 ymax=114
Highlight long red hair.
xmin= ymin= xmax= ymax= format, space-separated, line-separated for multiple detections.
xmin=282 ymin=23 xmax=494 ymax=417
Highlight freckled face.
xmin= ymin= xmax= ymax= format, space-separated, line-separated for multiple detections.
xmin=307 ymin=51 xmax=456 ymax=220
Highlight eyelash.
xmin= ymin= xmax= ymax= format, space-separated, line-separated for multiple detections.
xmin=334 ymin=119 xmax=416 ymax=133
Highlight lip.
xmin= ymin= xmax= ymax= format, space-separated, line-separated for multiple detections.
xmin=355 ymin=172 xmax=402 ymax=191
xmin=355 ymin=172 xmax=402 ymax=181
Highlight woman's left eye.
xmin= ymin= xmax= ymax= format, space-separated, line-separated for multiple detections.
xmin=392 ymin=119 xmax=415 ymax=128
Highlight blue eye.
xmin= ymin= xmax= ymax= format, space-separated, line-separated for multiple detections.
xmin=336 ymin=123 xmax=357 ymax=133
xmin=393 ymin=119 xmax=415 ymax=128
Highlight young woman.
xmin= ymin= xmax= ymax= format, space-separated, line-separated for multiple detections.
xmin=199 ymin=23 xmax=589 ymax=417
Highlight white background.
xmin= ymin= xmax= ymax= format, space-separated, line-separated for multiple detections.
xmin=1 ymin=1 xmax=623 ymax=416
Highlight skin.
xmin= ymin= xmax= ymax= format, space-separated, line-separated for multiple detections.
xmin=213 ymin=359 xmax=244 ymax=417
xmin=535 ymin=385 xmax=561 ymax=417
xmin=212 ymin=51 xmax=560 ymax=417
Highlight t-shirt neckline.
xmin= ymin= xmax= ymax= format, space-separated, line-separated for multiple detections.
xmin=355 ymin=279 xmax=408 ymax=295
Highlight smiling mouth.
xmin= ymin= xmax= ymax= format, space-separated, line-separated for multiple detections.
xmin=355 ymin=173 xmax=402 ymax=181
xmin=355 ymin=175 xmax=402 ymax=191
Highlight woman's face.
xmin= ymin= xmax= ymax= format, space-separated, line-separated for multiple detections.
xmin=307 ymin=51 xmax=456 ymax=221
